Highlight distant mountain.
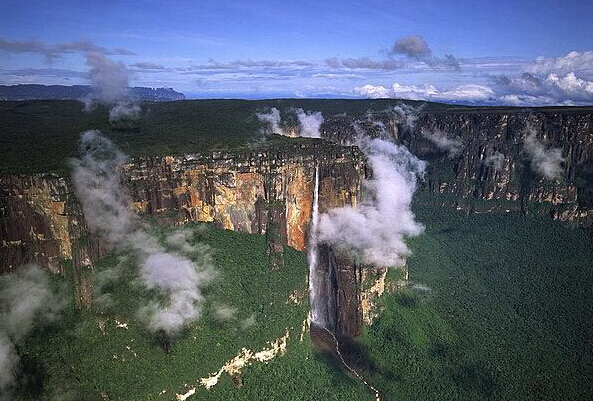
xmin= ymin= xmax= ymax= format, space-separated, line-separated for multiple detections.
xmin=0 ymin=84 xmax=185 ymax=101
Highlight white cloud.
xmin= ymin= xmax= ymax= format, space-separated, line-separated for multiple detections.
xmin=484 ymin=151 xmax=505 ymax=171
xmin=526 ymin=51 xmax=593 ymax=80
xmin=523 ymin=126 xmax=565 ymax=180
xmin=421 ymin=129 xmax=464 ymax=157
xmin=354 ymin=82 xmax=494 ymax=103
xmin=318 ymin=137 xmax=426 ymax=267
xmin=256 ymin=108 xmax=282 ymax=134
xmin=70 ymin=130 xmax=216 ymax=335
xmin=0 ymin=265 xmax=64 ymax=396
xmin=295 ymin=108 xmax=324 ymax=138
xmin=545 ymin=72 xmax=593 ymax=95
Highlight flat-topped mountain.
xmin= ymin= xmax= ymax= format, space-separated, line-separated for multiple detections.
xmin=0 ymin=84 xmax=185 ymax=101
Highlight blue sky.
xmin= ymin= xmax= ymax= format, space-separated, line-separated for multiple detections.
xmin=2 ymin=0 xmax=593 ymax=104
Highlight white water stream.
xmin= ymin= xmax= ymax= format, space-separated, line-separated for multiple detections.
xmin=308 ymin=166 xmax=321 ymax=324
xmin=321 ymin=326 xmax=381 ymax=401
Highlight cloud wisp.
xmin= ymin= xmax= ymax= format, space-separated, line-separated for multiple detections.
xmin=82 ymin=52 xmax=142 ymax=122
xmin=295 ymin=108 xmax=324 ymax=138
xmin=256 ymin=107 xmax=282 ymax=135
xmin=0 ymin=37 xmax=135 ymax=61
xmin=317 ymin=136 xmax=426 ymax=267
xmin=523 ymin=125 xmax=565 ymax=180
xmin=421 ymin=129 xmax=465 ymax=157
xmin=0 ymin=265 xmax=64 ymax=398
xmin=256 ymin=107 xmax=324 ymax=138
xmin=70 ymin=130 xmax=216 ymax=335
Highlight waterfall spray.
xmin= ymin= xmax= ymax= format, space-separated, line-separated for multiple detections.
xmin=308 ymin=166 xmax=320 ymax=324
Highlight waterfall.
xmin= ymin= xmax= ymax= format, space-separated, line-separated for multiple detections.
xmin=309 ymin=166 xmax=337 ymax=331
xmin=308 ymin=166 xmax=321 ymax=324
xmin=308 ymin=167 xmax=380 ymax=400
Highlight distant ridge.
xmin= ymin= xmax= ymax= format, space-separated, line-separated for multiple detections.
xmin=0 ymin=84 xmax=186 ymax=101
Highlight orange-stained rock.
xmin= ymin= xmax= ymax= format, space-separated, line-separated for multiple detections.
xmin=285 ymin=164 xmax=313 ymax=250
xmin=122 ymin=142 xmax=366 ymax=253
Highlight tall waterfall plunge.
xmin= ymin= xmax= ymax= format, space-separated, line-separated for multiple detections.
xmin=308 ymin=166 xmax=321 ymax=324
xmin=308 ymin=166 xmax=337 ymax=331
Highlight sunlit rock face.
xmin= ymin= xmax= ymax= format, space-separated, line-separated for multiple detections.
xmin=0 ymin=140 xmax=366 ymax=313
xmin=124 ymin=141 xmax=365 ymax=251
xmin=3 ymin=108 xmax=591 ymax=324
xmin=322 ymin=109 xmax=593 ymax=226
xmin=0 ymin=175 xmax=107 ymax=308
xmin=0 ymin=175 xmax=107 ymax=277
xmin=0 ymin=141 xmax=365 ymax=271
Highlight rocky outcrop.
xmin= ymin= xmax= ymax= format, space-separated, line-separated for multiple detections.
xmin=322 ymin=108 xmax=593 ymax=227
xmin=4 ymin=107 xmax=590 ymax=332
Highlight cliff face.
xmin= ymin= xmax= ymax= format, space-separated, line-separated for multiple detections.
xmin=322 ymin=109 xmax=593 ymax=226
xmin=0 ymin=175 xmax=108 ymax=307
xmin=3 ymin=108 xmax=590 ymax=336
xmin=0 ymin=141 xmax=366 ymax=314
xmin=0 ymin=175 xmax=107 ymax=273
xmin=0 ymin=140 xmax=365 ymax=271
xmin=124 ymin=142 xmax=364 ymax=251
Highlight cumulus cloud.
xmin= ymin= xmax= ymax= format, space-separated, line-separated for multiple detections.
xmin=484 ymin=151 xmax=505 ymax=171
xmin=354 ymin=82 xmax=494 ymax=103
xmin=523 ymin=125 xmax=565 ymax=180
xmin=70 ymin=130 xmax=216 ymax=335
xmin=491 ymin=68 xmax=593 ymax=105
xmin=326 ymin=36 xmax=459 ymax=72
xmin=295 ymin=108 xmax=324 ymax=138
xmin=0 ymin=265 xmax=64 ymax=397
xmin=318 ymin=137 xmax=426 ymax=266
xmin=390 ymin=35 xmax=432 ymax=59
xmin=525 ymin=51 xmax=593 ymax=79
xmin=354 ymin=50 xmax=593 ymax=105
xmin=387 ymin=35 xmax=460 ymax=70
xmin=421 ymin=129 xmax=464 ymax=157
